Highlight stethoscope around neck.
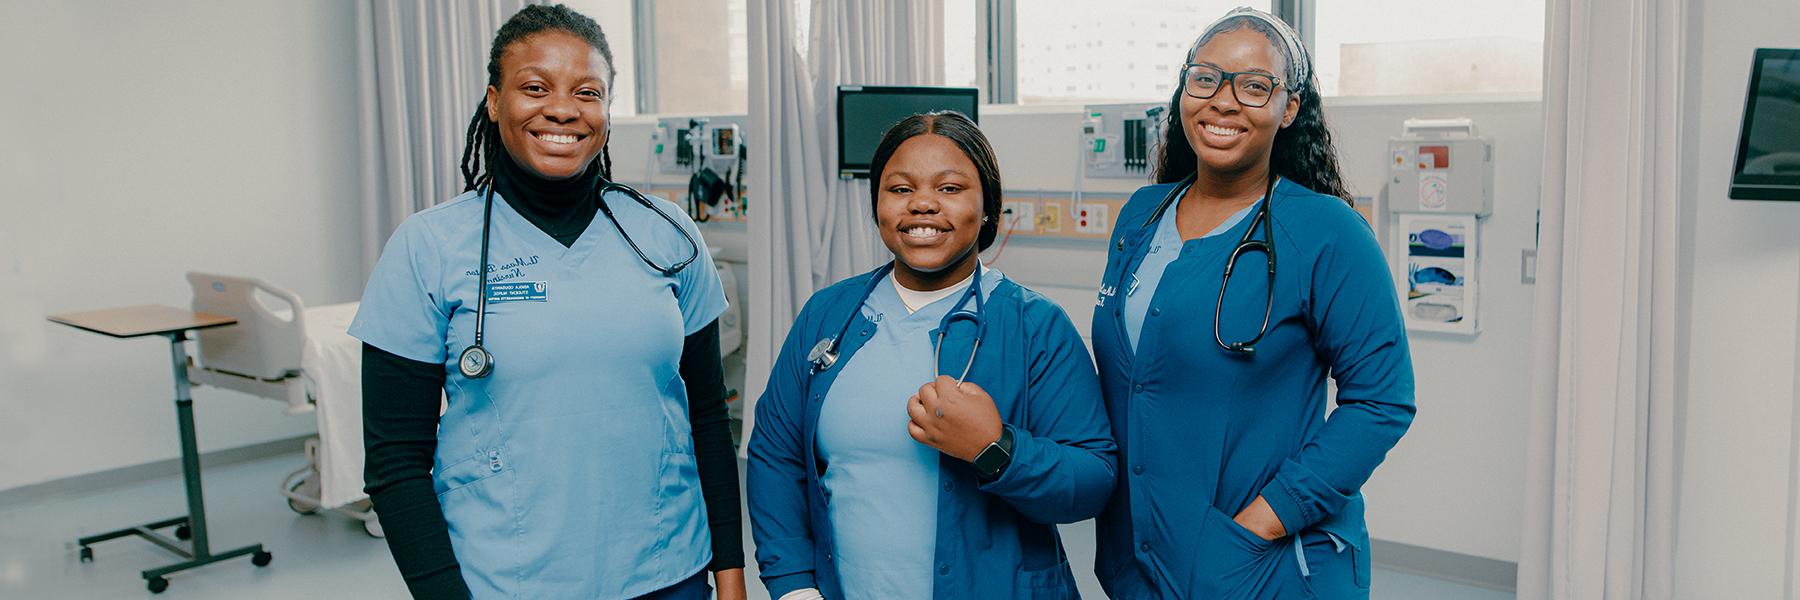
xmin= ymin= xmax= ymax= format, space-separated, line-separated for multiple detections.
xmin=457 ymin=176 xmax=701 ymax=380
xmin=1133 ymin=171 xmax=1279 ymax=355
xmin=805 ymin=261 xmax=986 ymax=383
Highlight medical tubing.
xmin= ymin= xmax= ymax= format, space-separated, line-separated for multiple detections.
xmin=931 ymin=266 xmax=985 ymax=383
xmin=1213 ymin=174 xmax=1281 ymax=354
xmin=473 ymin=185 xmax=496 ymax=346
xmin=814 ymin=263 xmax=897 ymax=372
xmin=594 ymin=180 xmax=699 ymax=276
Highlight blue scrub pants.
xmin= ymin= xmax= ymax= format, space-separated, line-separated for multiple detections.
xmin=631 ymin=569 xmax=712 ymax=600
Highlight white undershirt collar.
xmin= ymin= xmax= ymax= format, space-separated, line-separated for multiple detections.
xmin=893 ymin=263 xmax=986 ymax=314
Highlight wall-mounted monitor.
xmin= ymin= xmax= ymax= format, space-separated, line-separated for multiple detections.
xmin=1731 ymin=48 xmax=1800 ymax=201
xmin=837 ymin=85 xmax=979 ymax=179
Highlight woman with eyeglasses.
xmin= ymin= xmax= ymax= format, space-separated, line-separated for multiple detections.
xmin=747 ymin=112 xmax=1115 ymax=600
xmin=1088 ymin=8 xmax=1416 ymax=599
xmin=351 ymin=5 xmax=744 ymax=599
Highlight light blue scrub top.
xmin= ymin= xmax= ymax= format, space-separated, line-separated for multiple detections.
xmin=1122 ymin=187 xmax=1255 ymax=351
xmin=349 ymin=187 xmax=727 ymax=599
xmin=816 ymin=270 xmax=997 ymax=600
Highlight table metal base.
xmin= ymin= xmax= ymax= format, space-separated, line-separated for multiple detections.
xmin=73 ymin=331 xmax=271 ymax=593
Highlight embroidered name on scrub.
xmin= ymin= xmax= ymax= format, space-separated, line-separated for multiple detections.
xmin=487 ymin=281 xmax=548 ymax=302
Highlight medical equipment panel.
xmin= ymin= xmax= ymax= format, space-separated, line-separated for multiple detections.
xmin=1080 ymin=103 xmax=1166 ymax=180
xmin=1385 ymin=118 xmax=1494 ymax=216
xmin=1382 ymin=118 xmax=1493 ymax=336
xmin=652 ymin=116 xmax=750 ymax=222
xmin=991 ymin=191 xmax=1127 ymax=243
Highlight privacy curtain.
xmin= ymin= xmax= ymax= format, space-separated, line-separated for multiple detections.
xmin=355 ymin=0 xmax=540 ymax=275
xmin=742 ymin=0 xmax=944 ymax=450
xmin=1517 ymin=0 xmax=1684 ymax=597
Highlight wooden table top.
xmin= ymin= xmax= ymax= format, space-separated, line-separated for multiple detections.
xmin=47 ymin=304 xmax=238 ymax=339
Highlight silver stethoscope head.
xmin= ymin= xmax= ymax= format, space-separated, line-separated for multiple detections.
xmin=458 ymin=345 xmax=494 ymax=379
xmin=807 ymin=337 xmax=839 ymax=373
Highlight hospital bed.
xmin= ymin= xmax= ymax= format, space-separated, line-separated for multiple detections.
xmin=184 ymin=272 xmax=381 ymax=538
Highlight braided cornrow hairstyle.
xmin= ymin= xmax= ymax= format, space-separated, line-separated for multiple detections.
xmin=461 ymin=4 xmax=617 ymax=193
xmin=1151 ymin=16 xmax=1352 ymax=205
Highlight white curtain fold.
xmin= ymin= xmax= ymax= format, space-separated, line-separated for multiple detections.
xmin=355 ymin=0 xmax=538 ymax=276
xmin=742 ymin=0 xmax=944 ymax=450
xmin=1518 ymin=0 xmax=1683 ymax=597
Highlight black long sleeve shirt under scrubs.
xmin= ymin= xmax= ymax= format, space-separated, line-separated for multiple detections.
xmin=361 ymin=153 xmax=742 ymax=599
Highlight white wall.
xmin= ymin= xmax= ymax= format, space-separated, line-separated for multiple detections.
xmin=978 ymin=99 xmax=1543 ymax=565
xmin=1673 ymin=1 xmax=1800 ymax=597
xmin=0 ymin=1 xmax=361 ymax=491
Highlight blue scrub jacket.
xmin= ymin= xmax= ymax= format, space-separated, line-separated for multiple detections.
xmin=1091 ymin=179 xmax=1417 ymax=599
xmin=748 ymin=267 xmax=1118 ymax=599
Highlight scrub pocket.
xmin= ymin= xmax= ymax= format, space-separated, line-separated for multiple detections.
xmin=1187 ymin=506 xmax=1283 ymax=599
xmin=434 ymin=449 xmax=513 ymax=497
xmin=1297 ymin=529 xmax=1368 ymax=600
xmin=1013 ymin=558 xmax=1079 ymax=599
xmin=433 ymin=449 xmax=521 ymax=594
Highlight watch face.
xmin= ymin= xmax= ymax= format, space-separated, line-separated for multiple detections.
xmin=974 ymin=442 xmax=1009 ymax=476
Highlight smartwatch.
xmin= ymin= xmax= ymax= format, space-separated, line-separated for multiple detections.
xmin=972 ymin=426 xmax=1015 ymax=479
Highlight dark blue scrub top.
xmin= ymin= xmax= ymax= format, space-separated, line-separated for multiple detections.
xmin=1090 ymin=178 xmax=1416 ymax=598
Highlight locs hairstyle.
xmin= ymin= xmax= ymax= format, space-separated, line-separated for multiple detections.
xmin=1150 ymin=15 xmax=1352 ymax=205
xmin=866 ymin=111 xmax=1005 ymax=250
xmin=460 ymin=4 xmax=618 ymax=192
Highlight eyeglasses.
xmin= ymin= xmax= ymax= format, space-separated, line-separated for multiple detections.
xmin=1181 ymin=63 xmax=1283 ymax=108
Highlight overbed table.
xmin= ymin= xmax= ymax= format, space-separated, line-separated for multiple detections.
xmin=47 ymin=304 xmax=272 ymax=594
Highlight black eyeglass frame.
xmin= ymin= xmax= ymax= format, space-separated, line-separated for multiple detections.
xmin=1180 ymin=63 xmax=1286 ymax=108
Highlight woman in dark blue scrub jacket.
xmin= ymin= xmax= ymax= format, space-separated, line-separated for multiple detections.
xmin=747 ymin=112 xmax=1116 ymax=600
xmin=1091 ymin=8 xmax=1416 ymax=599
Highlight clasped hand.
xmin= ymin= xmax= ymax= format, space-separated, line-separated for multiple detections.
xmin=906 ymin=375 xmax=1003 ymax=462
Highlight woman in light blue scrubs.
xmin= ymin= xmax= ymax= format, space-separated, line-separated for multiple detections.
xmin=747 ymin=111 xmax=1116 ymax=600
xmin=1091 ymin=8 xmax=1416 ymax=599
xmin=351 ymin=5 xmax=744 ymax=599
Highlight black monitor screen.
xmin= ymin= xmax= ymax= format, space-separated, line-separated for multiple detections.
xmin=837 ymin=86 xmax=979 ymax=178
xmin=1731 ymin=48 xmax=1800 ymax=201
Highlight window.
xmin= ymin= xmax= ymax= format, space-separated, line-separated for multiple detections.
xmin=943 ymin=0 xmax=981 ymax=90
xmin=1012 ymin=0 xmax=1269 ymax=104
xmin=562 ymin=1 xmax=639 ymax=116
xmin=565 ymin=0 xmax=749 ymax=116
xmin=1312 ymin=0 xmax=1545 ymax=97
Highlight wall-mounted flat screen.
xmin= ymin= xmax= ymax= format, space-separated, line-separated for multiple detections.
xmin=1731 ymin=48 xmax=1800 ymax=201
xmin=837 ymin=86 xmax=979 ymax=179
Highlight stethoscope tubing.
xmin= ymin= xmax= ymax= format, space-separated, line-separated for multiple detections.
xmin=460 ymin=175 xmax=700 ymax=379
xmin=809 ymin=261 xmax=986 ymax=385
xmin=1135 ymin=171 xmax=1280 ymax=355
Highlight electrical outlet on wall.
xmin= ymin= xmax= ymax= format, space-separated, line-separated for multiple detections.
xmin=1036 ymin=201 xmax=1063 ymax=232
xmin=1001 ymin=201 xmax=1036 ymax=234
xmin=1074 ymin=203 xmax=1110 ymax=234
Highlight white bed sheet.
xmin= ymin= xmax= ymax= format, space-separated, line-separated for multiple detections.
xmin=300 ymin=302 xmax=365 ymax=508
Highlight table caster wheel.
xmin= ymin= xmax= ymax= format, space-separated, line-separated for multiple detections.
xmin=252 ymin=551 xmax=273 ymax=567
xmin=286 ymin=480 xmax=319 ymax=515
xmin=78 ymin=547 xmax=93 ymax=562
xmin=148 ymin=576 xmax=169 ymax=594
xmin=174 ymin=525 xmax=191 ymax=541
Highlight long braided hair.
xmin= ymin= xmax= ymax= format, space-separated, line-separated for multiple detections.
xmin=461 ymin=4 xmax=617 ymax=193
xmin=1151 ymin=15 xmax=1352 ymax=205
